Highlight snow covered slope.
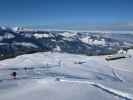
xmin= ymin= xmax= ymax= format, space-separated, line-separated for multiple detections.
xmin=0 ymin=50 xmax=133 ymax=100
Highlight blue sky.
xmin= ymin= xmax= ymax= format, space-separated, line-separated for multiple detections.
xmin=0 ymin=0 xmax=133 ymax=30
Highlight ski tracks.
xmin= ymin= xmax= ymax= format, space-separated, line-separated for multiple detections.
xmin=59 ymin=79 xmax=133 ymax=100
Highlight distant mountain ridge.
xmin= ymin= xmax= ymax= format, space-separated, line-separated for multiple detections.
xmin=0 ymin=26 xmax=133 ymax=60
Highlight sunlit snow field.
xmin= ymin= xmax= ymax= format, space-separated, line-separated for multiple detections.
xmin=0 ymin=50 xmax=133 ymax=100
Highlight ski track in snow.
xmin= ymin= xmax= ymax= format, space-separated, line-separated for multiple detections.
xmin=111 ymin=69 xmax=123 ymax=82
xmin=0 ymin=65 xmax=123 ymax=83
xmin=0 ymin=51 xmax=133 ymax=100
xmin=60 ymin=79 xmax=133 ymax=100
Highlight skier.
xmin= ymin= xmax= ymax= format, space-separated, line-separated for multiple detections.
xmin=11 ymin=72 xmax=17 ymax=79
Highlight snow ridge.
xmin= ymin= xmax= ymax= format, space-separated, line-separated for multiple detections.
xmin=60 ymin=79 xmax=133 ymax=100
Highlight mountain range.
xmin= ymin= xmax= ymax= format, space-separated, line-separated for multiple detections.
xmin=0 ymin=26 xmax=133 ymax=60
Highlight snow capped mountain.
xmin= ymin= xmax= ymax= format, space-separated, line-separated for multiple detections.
xmin=58 ymin=31 xmax=77 ymax=37
xmin=12 ymin=27 xmax=18 ymax=32
xmin=0 ymin=26 xmax=133 ymax=60
xmin=13 ymin=42 xmax=39 ymax=48
xmin=0 ymin=26 xmax=133 ymax=100
xmin=0 ymin=26 xmax=13 ymax=32
xmin=80 ymin=36 xmax=106 ymax=46
xmin=4 ymin=33 xmax=15 ymax=39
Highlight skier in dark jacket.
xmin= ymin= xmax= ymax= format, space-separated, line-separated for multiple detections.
xmin=11 ymin=72 xmax=17 ymax=79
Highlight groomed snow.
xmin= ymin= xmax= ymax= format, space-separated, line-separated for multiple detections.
xmin=0 ymin=50 xmax=133 ymax=100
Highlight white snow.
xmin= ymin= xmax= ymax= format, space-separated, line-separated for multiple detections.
xmin=53 ymin=45 xmax=61 ymax=52
xmin=60 ymin=79 xmax=133 ymax=100
xmin=59 ymin=32 xmax=77 ymax=37
xmin=13 ymin=42 xmax=38 ymax=48
xmin=4 ymin=33 xmax=15 ymax=39
xmin=33 ymin=33 xmax=49 ymax=38
xmin=0 ymin=50 xmax=133 ymax=100
xmin=12 ymin=27 xmax=19 ymax=32
xmin=0 ymin=33 xmax=15 ymax=41
xmin=0 ymin=26 xmax=7 ymax=30
xmin=80 ymin=37 xmax=89 ymax=44
xmin=80 ymin=37 xmax=106 ymax=46
xmin=92 ymin=39 xmax=106 ymax=46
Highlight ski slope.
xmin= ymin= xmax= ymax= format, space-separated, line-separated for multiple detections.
xmin=0 ymin=50 xmax=133 ymax=100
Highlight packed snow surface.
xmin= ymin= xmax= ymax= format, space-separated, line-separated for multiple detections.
xmin=0 ymin=50 xmax=133 ymax=100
